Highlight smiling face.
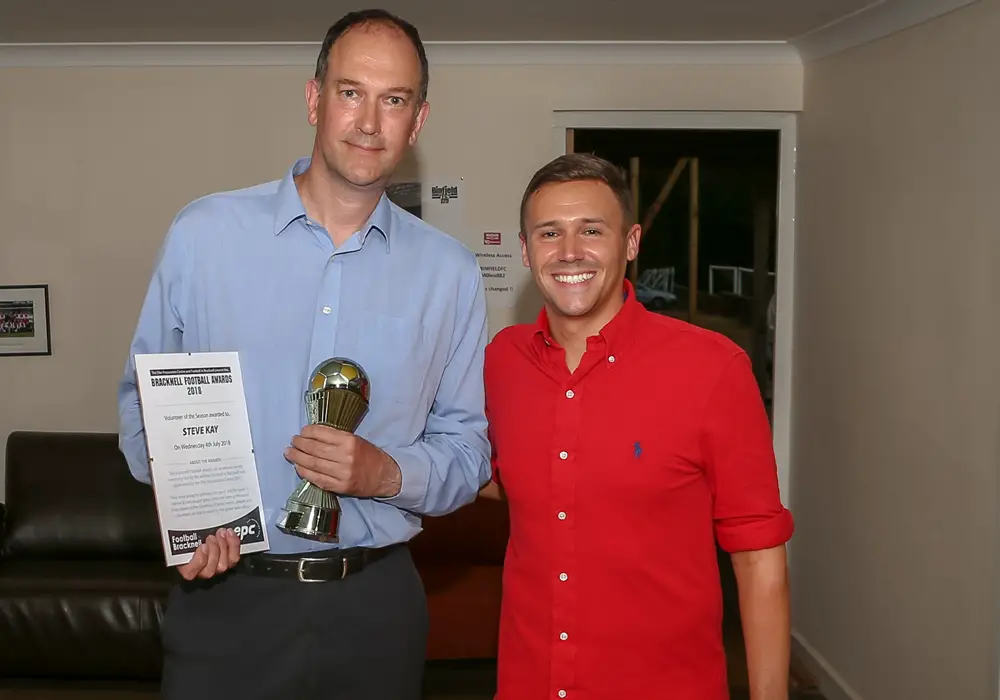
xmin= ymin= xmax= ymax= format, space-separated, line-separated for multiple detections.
xmin=521 ymin=178 xmax=640 ymax=325
xmin=305 ymin=21 xmax=429 ymax=190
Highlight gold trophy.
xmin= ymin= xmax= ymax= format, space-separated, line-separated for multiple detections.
xmin=276 ymin=357 xmax=371 ymax=543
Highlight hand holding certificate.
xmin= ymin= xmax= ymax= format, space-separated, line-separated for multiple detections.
xmin=175 ymin=527 xmax=242 ymax=580
xmin=133 ymin=351 xmax=270 ymax=568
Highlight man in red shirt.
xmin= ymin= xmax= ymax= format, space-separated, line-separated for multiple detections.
xmin=481 ymin=153 xmax=794 ymax=700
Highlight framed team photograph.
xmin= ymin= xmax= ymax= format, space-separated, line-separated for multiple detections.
xmin=0 ymin=284 xmax=51 ymax=357
xmin=386 ymin=181 xmax=422 ymax=219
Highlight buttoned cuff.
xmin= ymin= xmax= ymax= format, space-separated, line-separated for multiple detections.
xmin=716 ymin=507 xmax=795 ymax=553
xmin=376 ymin=445 xmax=430 ymax=512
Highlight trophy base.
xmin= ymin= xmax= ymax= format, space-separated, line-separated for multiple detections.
xmin=276 ymin=502 xmax=340 ymax=543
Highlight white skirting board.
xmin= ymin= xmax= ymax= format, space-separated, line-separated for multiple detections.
xmin=792 ymin=631 xmax=865 ymax=700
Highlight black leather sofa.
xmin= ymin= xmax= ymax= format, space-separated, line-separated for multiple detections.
xmin=0 ymin=430 xmax=172 ymax=682
xmin=0 ymin=429 xmax=510 ymax=689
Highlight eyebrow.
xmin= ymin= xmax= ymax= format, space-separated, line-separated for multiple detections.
xmin=334 ymin=78 xmax=414 ymax=96
xmin=532 ymin=217 xmax=608 ymax=230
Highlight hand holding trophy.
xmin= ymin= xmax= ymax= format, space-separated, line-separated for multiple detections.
xmin=277 ymin=357 xmax=372 ymax=543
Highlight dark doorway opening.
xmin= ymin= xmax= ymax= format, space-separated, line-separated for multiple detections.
xmin=570 ymin=126 xmax=782 ymax=659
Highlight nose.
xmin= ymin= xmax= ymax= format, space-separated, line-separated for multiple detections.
xmin=557 ymin=231 xmax=583 ymax=262
xmin=356 ymin=97 xmax=381 ymax=136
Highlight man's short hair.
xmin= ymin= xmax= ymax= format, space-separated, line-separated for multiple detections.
xmin=519 ymin=153 xmax=634 ymax=235
xmin=314 ymin=9 xmax=429 ymax=104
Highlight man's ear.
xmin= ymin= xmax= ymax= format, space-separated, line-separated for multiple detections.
xmin=305 ymin=78 xmax=322 ymax=127
xmin=408 ymin=100 xmax=431 ymax=146
xmin=625 ymin=223 xmax=641 ymax=262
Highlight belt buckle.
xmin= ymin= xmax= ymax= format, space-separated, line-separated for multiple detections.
xmin=295 ymin=555 xmax=348 ymax=583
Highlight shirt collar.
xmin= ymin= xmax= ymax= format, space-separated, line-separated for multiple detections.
xmin=533 ymin=278 xmax=643 ymax=356
xmin=272 ymin=156 xmax=392 ymax=250
xmin=272 ymin=157 xmax=310 ymax=236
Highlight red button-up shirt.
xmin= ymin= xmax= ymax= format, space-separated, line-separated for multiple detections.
xmin=485 ymin=281 xmax=794 ymax=700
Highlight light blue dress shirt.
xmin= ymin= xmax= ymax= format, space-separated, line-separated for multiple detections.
xmin=117 ymin=157 xmax=491 ymax=554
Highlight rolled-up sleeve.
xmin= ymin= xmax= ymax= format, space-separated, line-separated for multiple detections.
xmin=379 ymin=260 xmax=491 ymax=516
xmin=700 ymin=351 xmax=794 ymax=553
xmin=117 ymin=218 xmax=190 ymax=486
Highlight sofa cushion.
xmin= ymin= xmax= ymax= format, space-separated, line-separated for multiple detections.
xmin=422 ymin=564 xmax=503 ymax=660
xmin=409 ymin=497 xmax=509 ymax=567
xmin=0 ymin=558 xmax=172 ymax=680
xmin=2 ymin=431 xmax=163 ymax=561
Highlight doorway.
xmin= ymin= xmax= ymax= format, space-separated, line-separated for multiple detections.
xmin=554 ymin=110 xmax=800 ymax=688
xmin=569 ymin=127 xmax=779 ymax=410
xmin=552 ymin=110 xmax=797 ymax=513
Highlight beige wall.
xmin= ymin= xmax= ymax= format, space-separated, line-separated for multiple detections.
xmin=792 ymin=1 xmax=1000 ymax=699
xmin=0 ymin=59 xmax=802 ymax=499
xmin=5 ymin=12 xmax=999 ymax=695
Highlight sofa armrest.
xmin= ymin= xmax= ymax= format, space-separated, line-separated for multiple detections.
xmin=0 ymin=501 xmax=7 ymax=546
xmin=2 ymin=431 xmax=163 ymax=560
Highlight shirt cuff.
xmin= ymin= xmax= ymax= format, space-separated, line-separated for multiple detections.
xmin=716 ymin=507 xmax=795 ymax=553
xmin=376 ymin=445 xmax=430 ymax=512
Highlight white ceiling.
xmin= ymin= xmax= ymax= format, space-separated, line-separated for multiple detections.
xmin=0 ymin=0 xmax=977 ymax=44
xmin=0 ymin=0 xmax=981 ymax=65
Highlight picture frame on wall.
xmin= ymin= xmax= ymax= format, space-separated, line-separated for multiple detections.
xmin=386 ymin=181 xmax=422 ymax=219
xmin=0 ymin=284 xmax=51 ymax=357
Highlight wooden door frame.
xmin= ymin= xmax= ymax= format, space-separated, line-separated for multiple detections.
xmin=551 ymin=110 xmax=799 ymax=528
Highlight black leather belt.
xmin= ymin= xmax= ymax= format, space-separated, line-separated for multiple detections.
xmin=238 ymin=544 xmax=401 ymax=583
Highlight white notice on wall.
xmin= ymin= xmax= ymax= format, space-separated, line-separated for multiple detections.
xmin=423 ymin=177 xmax=466 ymax=240
xmin=133 ymin=351 xmax=270 ymax=567
xmin=475 ymin=231 xmax=522 ymax=309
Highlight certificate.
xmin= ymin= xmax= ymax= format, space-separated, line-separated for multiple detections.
xmin=133 ymin=351 xmax=270 ymax=566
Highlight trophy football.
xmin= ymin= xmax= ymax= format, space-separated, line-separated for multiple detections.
xmin=276 ymin=357 xmax=371 ymax=543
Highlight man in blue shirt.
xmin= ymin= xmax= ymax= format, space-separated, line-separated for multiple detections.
xmin=117 ymin=9 xmax=491 ymax=700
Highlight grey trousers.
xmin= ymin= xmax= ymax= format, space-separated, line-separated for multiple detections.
xmin=159 ymin=546 xmax=428 ymax=700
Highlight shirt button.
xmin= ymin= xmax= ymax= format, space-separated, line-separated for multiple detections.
xmin=558 ymin=691 xmax=567 ymax=698
xmin=559 ymin=572 xmax=568 ymax=581
xmin=560 ymin=632 xmax=568 ymax=640
xmin=557 ymin=511 xmax=566 ymax=520
xmin=565 ymin=389 xmax=575 ymax=399
xmin=559 ymin=451 xmax=568 ymax=460
xmin=322 ymin=306 xmax=332 ymax=315
xmin=608 ymin=355 xmax=616 ymax=363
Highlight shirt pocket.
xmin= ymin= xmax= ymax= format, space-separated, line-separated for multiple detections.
xmin=354 ymin=313 xmax=433 ymax=430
